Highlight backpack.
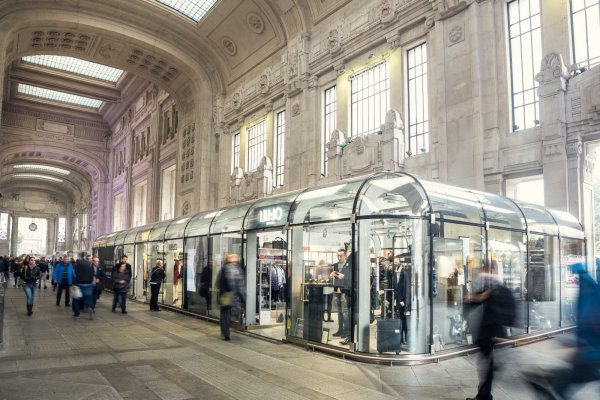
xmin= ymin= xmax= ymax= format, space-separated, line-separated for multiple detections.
xmin=488 ymin=284 xmax=516 ymax=327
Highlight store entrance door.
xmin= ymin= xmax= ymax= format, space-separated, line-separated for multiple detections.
xmin=247 ymin=231 xmax=287 ymax=341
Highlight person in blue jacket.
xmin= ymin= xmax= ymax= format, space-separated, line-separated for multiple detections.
xmin=52 ymin=255 xmax=74 ymax=307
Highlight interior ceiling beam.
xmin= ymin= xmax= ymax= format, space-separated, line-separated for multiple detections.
xmin=8 ymin=67 xmax=121 ymax=103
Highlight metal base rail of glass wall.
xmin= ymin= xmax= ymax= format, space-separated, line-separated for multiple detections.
xmin=93 ymin=172 xmax=586 ymax=364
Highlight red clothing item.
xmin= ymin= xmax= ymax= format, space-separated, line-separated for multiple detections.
xmin=173 ymin=260 xmax=180 ymax=284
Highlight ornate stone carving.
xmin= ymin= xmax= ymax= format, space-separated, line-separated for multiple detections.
xmin=378 ymin=0 xmax=396 ymax=24
xmin=425 ymin=15 xmax=436 ymax=30
xmin=258 ymin=71 xmax=271 ymax=94
xmin=292 ymin=103 xmax=300 ymax=116
xmin=535 ymin=53 xmax=570 ymax=84
xmin=231 ymin=90 xmax=242 ymax=111
xmin=333 ymin=61 xmax=346 ymax=76
xmin=247 ymin=13 xmax=265 ymax=34
xmin=327 ymin=29 xmax=342 ymax=55
xmin=566 ymin=141 xmax=582 ymax=156
xmin=99 ymin=43 xmax=116 ymax=59
xmin=182 ymin=201 xmax=190 ymax=216
xmin=222 ymin=37 xmax=237 ymax=56
xmin=432 ymin=0 xmax=470 ymax=20
xmin=448 ymin=25 xmax=464 ymax=45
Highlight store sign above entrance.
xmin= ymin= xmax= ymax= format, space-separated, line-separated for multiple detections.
xmin=249 ymin=203 xmax=291 ymax=230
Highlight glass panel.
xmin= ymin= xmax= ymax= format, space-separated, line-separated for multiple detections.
xmin=13 ymin=164 xmax=70 ymax=175
xmin=164 ymin=217 xmax=191 ymax=240
xmin=244 ymin=191 xmax=300 ymax=230
xmin=185 ymin=210 xmax=218 ymax=237
xmin=360 ymin=218 xmax=428 ymax=354
xmin=148 ymin=241 xmax=166 ymax=305
xmin=154 ymin=0 xmax=218 ymax=22
xmin=487 ymin=229 xmax=527 ymax=336
xmin=323 ymin=85 xmax=336 ymax=177
xmin=275 ymin=110 xmax=285 ymax=187
xmin=407 ymin=43 xmax=429 ymax=155
xmin=514 ymin=200 xmax=559 ymax=235
xmin=420 ymin=181 xmax=484 ymax=224
xmin=185 ymin=236 xmax=212 ymax=316
xmin=560 ymin=238 xmax=585 ymax=326
xmin=22 ymin=55 xmax=124 ymax=83
xmin=290 ymin=178 xmax=364 ymax=225
xmin=472 ymin=191 xmax=526 ymax=230
xmin=134 ymin=243 xmax=149 ymax=302
xmin=104 ymin=232 xmax=119 ymax=247
xmin=433 ymin=223 xmax=484 ymax=349
xmin=289 ymin=222 xmax=352 ymax=349
xmin=124 ymin=226 xmax=143 ymax=244
xmin=148 ymin=220 xmax=172 ymax=242
xmin=136 ymin=227 xmax=153 ymax=243
xmin=527 ymin=234 xmax=560 ymax=331
xmin=247 ymin=120 xmax=266 ymax=172
xmin=0 ymin=213 xmax=8 ymax=240
xmin=163 ymin=239 xmax=184 ymax=307
xmin=210 ymin=204 xmax=252 ymax=234
xmin=213 ymin=233 xmax=244 ymax=323
xmin=18 ymin=83 xmax=103 ymax=109
xmin=356 ymin=174 xmax=428 ymax=217
xmin=113 ymin=231 xmax=128 ymax=248
xmin=548 ymin=209 xmax=585 ymax=239
xmin=350 ymin=62 xmax=389 ymax=136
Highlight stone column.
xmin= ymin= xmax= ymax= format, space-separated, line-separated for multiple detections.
xmin=539 ymin=0 xmax=571 ymax=67
xmin=535 ymin=53 xmax=570 ymax=211
xmin=10 ymin=214 xmax=18 ymax=256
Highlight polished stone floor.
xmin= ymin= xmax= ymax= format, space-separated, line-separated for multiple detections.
xmin=0 ymin=287 xmax=598 ymax=400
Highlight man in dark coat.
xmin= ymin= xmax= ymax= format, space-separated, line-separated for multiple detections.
xmin=218 ymin=253 xmax=246 ymax=341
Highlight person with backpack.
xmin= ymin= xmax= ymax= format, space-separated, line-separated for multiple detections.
xmin=52 ymin=255 xmax=74 ymax=307
xmin=526 ymin=262 xmax=600 ymax=398
xmin=465 ymin=271 xmax=516 ymax=400
xmin=21 ymin=256 xmax=42 ymax=316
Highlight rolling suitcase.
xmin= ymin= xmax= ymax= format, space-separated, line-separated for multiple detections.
xmin=377 ymin=289 xmax=402 ymax=354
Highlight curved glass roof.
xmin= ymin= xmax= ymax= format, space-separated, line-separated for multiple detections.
xmin=548 ymin=209 xmax=585 ymax=239
xmin=124 ymin=226 xmax=144 ymax=244
xmin=357 ymin=174 xmax=428 ymax=217
xmin=290 ymin=177 xmax=364 ymax=225
xmin=148 ymin=220 xmax=173 ymax=242
xmin=113 ymin=230 xmax=128 ymax=247
xmin=93 ymin=172 xmax=583 ymax=245
xmin=515 ymin=200 xmax=559 ymax=235
xmin=210 ymin=204 xmax=252 ymax=234
xmin=165 ymin=217 xmax=192 ymax=240
xmin=185 ymin=210 xmax=219 ymax=237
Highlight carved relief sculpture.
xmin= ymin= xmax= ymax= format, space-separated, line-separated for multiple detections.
xmin=327 ymin=29 xmax=342 ymax=55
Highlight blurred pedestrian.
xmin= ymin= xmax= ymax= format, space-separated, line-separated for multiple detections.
xmin=218 ymin=253 xmax=246 ymax=341
xmin=112 ymin=262 xmax=131 ymax=314
xmin=73 ymin=252 xmax=96 ymax=319
xmin=21 ymin=256 xmax=41 ymax=316
xmin=466 ymin=271 xmax=516 ymax=400
xmin=92 ymin=256 xmax=105 ymax=309
xmin=526 ymin=262 xmax=600 ymax=399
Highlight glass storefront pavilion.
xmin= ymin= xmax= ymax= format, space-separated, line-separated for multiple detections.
xmin=93 ymin=172 xmax=585 ymax=362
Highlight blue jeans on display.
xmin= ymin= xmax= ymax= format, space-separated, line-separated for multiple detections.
xmin=72 ymin=283 xmax=95 ymax=316
xmin=23 ymin=283 xmax=37 ymax=305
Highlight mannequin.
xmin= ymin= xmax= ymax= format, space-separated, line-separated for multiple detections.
xmin=173 ymin=258 xmax=181 ymax=304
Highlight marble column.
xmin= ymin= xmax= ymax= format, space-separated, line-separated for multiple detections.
xmin=10 ymin=214 xmax=18 ymax=256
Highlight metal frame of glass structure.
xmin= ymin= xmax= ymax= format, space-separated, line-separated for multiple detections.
xmin=94 ymin=171 xmax=586 ymax=364
xmin=323 ymin=85 xmax=336 ymax=177
xmin=154 ymin=0 xmax=218 ymax=22
xmin=247 ymin=119 xmax=266 ymax=172
xmin=350 ymin=61 xmax=389 ymax=137
xmin=274 ymin=110 xmax=285 ymax=187
xmin=22 ymin=55 xmax=124 ymax=83
xmin=407 ymin=43 xmax=429 ymax=155
xmin=18 ymin=83 xmax=103 ymax=109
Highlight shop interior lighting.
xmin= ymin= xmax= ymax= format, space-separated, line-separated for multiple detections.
xmin=12 ymin=173 xmax=63 ymax=183
xmin=13 ymin=164 xmax=71 ymax=175
xmin=22 ymin=55 xmax=124 ymax=83
xmin=154 ymin=0 xmax=218 ymax=22
xmin=18 ymin=83 xmax=103 ymax=109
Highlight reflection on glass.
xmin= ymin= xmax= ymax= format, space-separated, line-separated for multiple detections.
xmin=560 ymin=238 xmax=584 ymax=327
xmin=527 ymin=234 xmax=560 ymax=331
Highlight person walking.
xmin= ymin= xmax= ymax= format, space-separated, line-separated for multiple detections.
xmin=465 ymin=271 xmax=515 ymax=400
xmin=218 ymin=253 xmax=246 ymax=341
xmin=149 ymin=259 xmax=166 ymax=311
xmin=73 ymin=252 xmax=96 ymax=319
xmin=11 ymin=257 xmax=22 ymax=288
xmin=92 ymin=256 xmax=105 ymax=309
xmin=38 ymin=257 xmax=49 ymax=289
xmin=112 ymin=262 xmax=131 ymax=314
xmin=52 ymin=255 xmax=74 ymax=307
xmin=21 ymin=256 xmax=41 ymax=316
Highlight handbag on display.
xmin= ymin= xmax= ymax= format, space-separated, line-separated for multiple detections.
xmin=272 ymin=237 xmax=287 ymax=249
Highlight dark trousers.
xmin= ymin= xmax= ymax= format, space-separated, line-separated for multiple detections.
xmin=324 ymin=293 xmax=333 ymax=319
xmin=335 ymin=290 xmax=350 ymax=334
xmin=112 ymin=292 xmax=127 ymax=312
xmin=150 ymin=283 xmax=161 ymax=310
xmin=56 ymin=284 xmax=70 ymax=305
xmin=476 ymin=337 xmax=495 ymax=400
xmin=220 ymin=306 xmax=232 ymax=339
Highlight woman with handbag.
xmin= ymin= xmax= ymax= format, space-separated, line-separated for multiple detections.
xmin=112 ymin=262 xmax=131 ymax=314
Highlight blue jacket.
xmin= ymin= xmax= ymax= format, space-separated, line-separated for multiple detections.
xmin=52 ymin=262 xmax=74 ymax=285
